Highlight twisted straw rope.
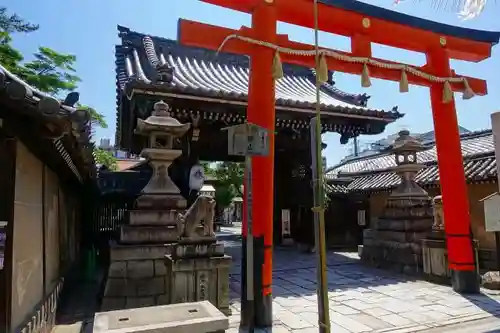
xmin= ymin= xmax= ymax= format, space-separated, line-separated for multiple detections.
xmin=217 ymin=34 xmax=466 ymax=84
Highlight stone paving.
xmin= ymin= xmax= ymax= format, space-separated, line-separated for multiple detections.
xmin=218 ymin=227 xmax=500 ymax=333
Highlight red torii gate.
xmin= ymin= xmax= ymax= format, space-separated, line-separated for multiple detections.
xmin=179 ymin=0 xmax=500 ymax=328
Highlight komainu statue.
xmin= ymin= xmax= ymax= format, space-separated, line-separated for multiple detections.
xmin=177 ymin=195 xmax=216 ymax=239
xmin=432 ymin=195 xmax=444 ymax=231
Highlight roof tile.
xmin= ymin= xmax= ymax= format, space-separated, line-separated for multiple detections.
xmin=327 ymin=130 xmax=497 ymax=192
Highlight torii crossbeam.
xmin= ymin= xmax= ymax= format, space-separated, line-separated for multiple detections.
xmin=179 ymin=0 xmax=500 ymax=329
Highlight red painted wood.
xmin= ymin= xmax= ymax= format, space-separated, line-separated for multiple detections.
xmin=246 ymin=3 xmax=276 ymax=297
xmin=428 ymin=49 xmax=475 ymax=272
xmin=200 ymin=0 xmax=493 ymax=61
xmin=178 ymin=19 xmax=488 ymax=95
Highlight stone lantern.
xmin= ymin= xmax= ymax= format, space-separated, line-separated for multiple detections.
xmin=134 ymin=100 xmax=191 ymax=209
xmin=361 ymin=129 xmax=435 ymax=275
xmin=388 ymin=129 xmax=429 ymax=201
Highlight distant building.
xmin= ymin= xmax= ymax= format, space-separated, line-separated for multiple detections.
xmin=99 ymin=138 xmax=113 ymax=150
xmin=341 ymin=126 xmax=471 ymax=163
xmin=96 ymin=138 xmax=142 ymax=171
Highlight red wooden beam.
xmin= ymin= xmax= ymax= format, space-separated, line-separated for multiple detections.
xmin=178 ymin=19 xmax=487 ymax=95
xmin=200 ymin=0 xmax=494 ymax=62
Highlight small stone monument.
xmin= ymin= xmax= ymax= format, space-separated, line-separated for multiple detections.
xmin=362 ymin=130 xmax=434 ymax=274
xmin=102 ymin=101 xmax=192 ymax=310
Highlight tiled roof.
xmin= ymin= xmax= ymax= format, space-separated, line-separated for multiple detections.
xmin=115 ymin=25 xmax=403 ymax=126
xmin=0 ymin=64 xmax=95 ymax=182
xmin=326 ymin=130 xmax=496 ymax=192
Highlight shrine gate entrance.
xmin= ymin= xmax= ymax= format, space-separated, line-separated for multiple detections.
xmin=179 ymin=0 xmax=500 ymax=327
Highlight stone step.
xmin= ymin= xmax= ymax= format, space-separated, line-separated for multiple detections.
xmin=109 ymin=242 xmax=173 ymax=261
xmin=129 ymin=210 xmax=180 ymax=226
xmin=120 ymin=226 xmax=179 ymax=244
xmin=93 ymin=301 xmax=228 ymax=333
xmin=52 ymin=323 xmax=83 ymax=333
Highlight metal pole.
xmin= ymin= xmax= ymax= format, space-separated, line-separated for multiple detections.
xmin=245 ymin=155 xmax=255 ymax=332
xmin=312 ymin=0 xmax=331 ymax=332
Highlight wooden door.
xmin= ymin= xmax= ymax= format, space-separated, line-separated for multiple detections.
xmin=0 ymin=129 xmax=16 ymax=333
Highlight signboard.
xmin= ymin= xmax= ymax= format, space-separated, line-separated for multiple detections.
xmin=481 ymin=192 xmax=500 ymax=232
xmin=357 ymin=210 xmax=366 ymax=226
xmin=224 ymin=123 xmax=269 ymax=157
xmin=281 ymin=209 xmax=291 ymax=237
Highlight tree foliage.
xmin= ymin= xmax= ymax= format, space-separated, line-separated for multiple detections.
xmin=0 ymin=7 xmax=116 ymax=170
xmin=0 ymin=7 xmax=38 ymax=33
xmin=16 ymin=47 xmax=80 ymax=95
xmin=205 ymin=162 xmax=244 ymax=209
xmin=94 ymin=148 xmax=118 ymax=171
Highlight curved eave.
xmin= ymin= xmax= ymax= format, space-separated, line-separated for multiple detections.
xmin=125 ymin=80 xmax=403 ymax=123
xmin=319 ymin=0 xmax=500 ymax=45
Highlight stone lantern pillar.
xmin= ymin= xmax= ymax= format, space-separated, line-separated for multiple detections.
xmin=361 ymin=130 xmax=434 ymax=274
xmin=134 ymin=100 xmax=191 ymax=209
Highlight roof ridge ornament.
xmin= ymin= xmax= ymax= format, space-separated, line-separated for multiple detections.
xmin=143 ymin=36 xmax=174 ymax=84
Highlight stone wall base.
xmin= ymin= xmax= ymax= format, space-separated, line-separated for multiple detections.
xmin=361 ymin=243 xmax=422 ymax=274
xmin=102 ymin=244 xmax=172 ymax=311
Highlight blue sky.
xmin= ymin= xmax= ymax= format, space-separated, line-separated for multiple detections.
xmin=4 ymin=0 xmax=500 ymax=166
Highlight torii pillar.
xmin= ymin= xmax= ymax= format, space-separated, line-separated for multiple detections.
xmin=240 ymin=2 xmax=276 ymax=327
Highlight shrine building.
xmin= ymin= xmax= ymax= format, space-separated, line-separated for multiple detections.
xmin=99 ymin=25 xmax=403 ymax=245
xmin=326 ymin=129 xmax=498 ymax=271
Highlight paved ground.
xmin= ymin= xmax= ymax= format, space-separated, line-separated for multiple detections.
xmin=218 ymin=226 xmax=500 ymax=333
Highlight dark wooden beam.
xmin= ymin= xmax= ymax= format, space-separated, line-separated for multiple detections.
xmin=0 ymin=129 xmax=16 ymax=333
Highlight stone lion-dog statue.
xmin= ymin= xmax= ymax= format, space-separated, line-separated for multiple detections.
xmin=177 ymin=195 xmax=216 ymax=239
xmin=432 ymin=195 xmax=444 ymax=231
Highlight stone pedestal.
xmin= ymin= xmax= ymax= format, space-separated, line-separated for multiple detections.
xmin=422 ymin=231 xmax=479 ymax=286
xmin=361 ymin=200 xmax=434 ymax=274
xmin=102 ymin=188 xmax=185 ymax=311
xmin=165 ymin=242 xmax=232 ymax=316
xmin=102 ymin=241 xmax=177 ymax=311
xmin=422 ymin=237 xmax=450 ymax=283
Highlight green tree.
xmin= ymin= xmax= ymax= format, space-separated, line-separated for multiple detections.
xmin=205 ymin=162 xmax=244 ymax=209
xmin=0 ymin=7 xmax=38 ymax=33
xmin=0 ymin=7 xmax=117 ymax=170
xmin=16 ymin=46 xmax=80 ymax=95
xmin=0 ymin=32 xmax=23 ymax=71
xmin=0 ymin=6 xmax=36 ymax=73
xmin=94 ymin=148 xmax=118 ymax=171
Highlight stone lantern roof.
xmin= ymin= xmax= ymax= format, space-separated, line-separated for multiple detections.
xmin=391 ymin=129 xmax=426 ymax=154
xmin=135 ymin=100 xmax=191 ymax=139
xmin=389 ymin=129 xmax=430 ymax=201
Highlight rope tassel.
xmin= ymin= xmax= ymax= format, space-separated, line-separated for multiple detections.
xmin=442 ymin=81 xmax=453 ymax=103
xmin=361 ymin=63 xmax=371 ymax=88
xmin=272 ymin=51 xmax=284 ymax=80
xmin=317 ymin=54 xmax=329 ymax=83
xmin=399 ymin=70 xmax=409 ymax=93
xmin=462 ymin=78 xmax=475 ymax=100
xmin=216 ymin=34 xmax=480 ymax=96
